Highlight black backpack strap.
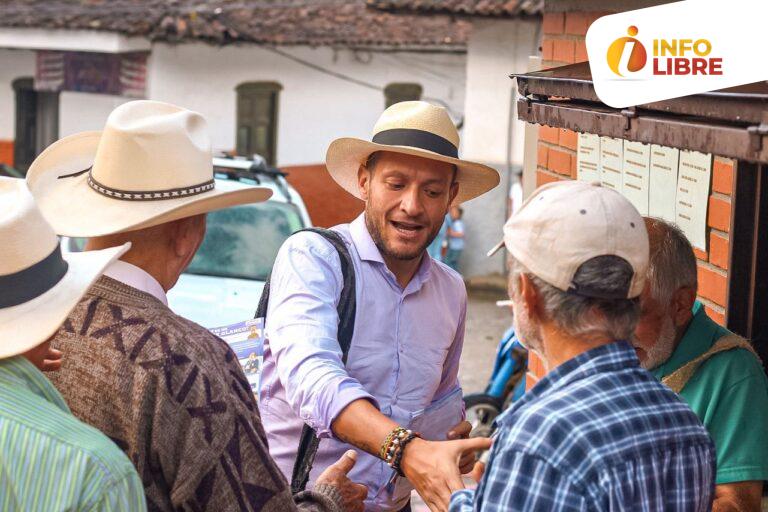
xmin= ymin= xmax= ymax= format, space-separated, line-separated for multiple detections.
xmin=255 ymin=227 xmax=357 ymax=494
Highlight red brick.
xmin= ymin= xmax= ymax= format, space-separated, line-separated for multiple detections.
xmin=548 ymin=148 xmax=572 ymax=175
xmin=539 ymin=125 xmax=559 ymax=144
xmin=709 ymin=231 xmax=729 ymax=270
xmin=537 ymin=170 xmax=562 ymax=187
xmin=553 ymin=39 xmax=576 ymax=63
xmin=565 ymin=12 xmax=589 ymax=36
xmin=537 ymin=143 xmax=548 ymax=168
xmin=559 ymin=129 xmax=578 ymax=151
xmin=697 ymin=264 xmax=728 ymax=307
xmin=0 ymin=140 xmax=13 ymax=167
xmin=705 ymin=306 xmax=726 ymax=326
xmin=543 ymin=12 xmax=564 ymax=34
xmin=575 ymin=41 xmax=588 ymax=62
xmin=542 ymin=39 xmax=554 ymax=61
xmin=712 ymin=158 xmax=734 ymax=196
xmin=693 ymin=248 xmax=708 ymax=261
xmin=708 ymin=196 xmax=731 ymax=232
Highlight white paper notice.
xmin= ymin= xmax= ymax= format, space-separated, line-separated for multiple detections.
xmin=599 ymin=137 xmax=623 ymax=191
xmin=649 ymin=145 xmax=680 ymax=223
xmin=675 ymin=150 xmax=713 ymax=251
xmin=622 ymin=141 xmax=651 ymax=215
xmin=577 ymin=133 xmax=601 ymax=183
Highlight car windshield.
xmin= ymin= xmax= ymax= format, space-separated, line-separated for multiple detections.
xmin=185 ymin=201 xmax=305 ymax=281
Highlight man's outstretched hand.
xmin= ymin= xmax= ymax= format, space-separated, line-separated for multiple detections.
xmin=316 ymin=450 xmax=368 ymax=512
xmin=401 ymin=436 xmax=493 ymax=512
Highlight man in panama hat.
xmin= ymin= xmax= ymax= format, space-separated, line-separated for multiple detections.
xmin=26 ymin=100 xmax=366 ymax=512
xmin=0 ymin=177 xmax=145 ymax=511
xmin=260 ymin=101 xmax=498 ymax=511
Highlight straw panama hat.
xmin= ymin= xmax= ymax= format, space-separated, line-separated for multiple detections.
xmin=26 ymin=100 xmax=273 ymax=238
xmin=326 ymin=101 xmax=500 ymax=204
xmin=0 ymin=178 xmax=130 ymax=358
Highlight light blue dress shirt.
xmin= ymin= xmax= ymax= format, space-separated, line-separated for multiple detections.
xmin=259 ymin=214 xmax=467 ymax=511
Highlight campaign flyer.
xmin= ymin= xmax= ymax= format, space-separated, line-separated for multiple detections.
xmin=209 ymin=318 xmax=264 ymax=396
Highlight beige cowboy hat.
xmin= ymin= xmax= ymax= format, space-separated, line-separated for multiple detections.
xmin=326 ymin=101 xmax=500 ymax=204
xmin=26 ymin=100 xmax=272 ymax=238
xmin=0 ymin=178 xmax=130 ymax=358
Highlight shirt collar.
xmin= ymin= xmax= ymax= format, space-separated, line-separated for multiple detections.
xmin=0 ymin=356 xmax=70 ymax=412
xmin=349 ymin=214 xmax=433 ymax=290
xmin=498 ymin=340 xmax=640 ymax=425
xmin=103 ymin=259 xmax=168 ymax=305
xmin=651 ymin=301 xmax=722 ymax=379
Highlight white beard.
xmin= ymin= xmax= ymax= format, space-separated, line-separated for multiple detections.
xmin=513 ymin=302 xmax=546 ymax=370
xmin=640 ymin=315 xmax=677 ymax=370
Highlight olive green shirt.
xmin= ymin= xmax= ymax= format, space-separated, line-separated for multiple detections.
xmin=651 ymin=303 xmax=768 ymax=484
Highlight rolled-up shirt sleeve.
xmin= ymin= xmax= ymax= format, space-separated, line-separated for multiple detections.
xmin=266 ymin=232 xmax=376 ymax=437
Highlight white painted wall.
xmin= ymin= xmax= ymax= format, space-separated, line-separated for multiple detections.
xmin=460 ymin=18 xmax=540 ymax=278
xmin=59 ymin=92 xmax=130 ymax=136
xmin=0 ymin=49 xmax=35 ymax=140
xmin=147 ymin=43 xmax=466 ymax=166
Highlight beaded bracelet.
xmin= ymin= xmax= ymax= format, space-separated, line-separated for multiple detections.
xmin=379 ymin=427 xmax=407 ymax=460
xmin=391 ymin=432 xmax=420 ymax=477
xmin=384 ymin=427 xmax=411 ymax=466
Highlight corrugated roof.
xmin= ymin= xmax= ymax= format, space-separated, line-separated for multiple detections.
xmin=0 ymin=0 xmax=470 ymax=47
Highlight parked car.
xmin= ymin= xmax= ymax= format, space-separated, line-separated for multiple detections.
xmin=62 ymin=155 xmax=312 ymax=328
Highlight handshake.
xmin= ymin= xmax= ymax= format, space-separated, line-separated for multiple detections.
xmin=320 ymin=421 xmax=491 ymax=512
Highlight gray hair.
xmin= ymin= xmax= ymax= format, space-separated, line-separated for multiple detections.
xmin=644 ymin=217 xmax=698 ymax=306
xmin=509 ymin=256 xmax=641 ymax=341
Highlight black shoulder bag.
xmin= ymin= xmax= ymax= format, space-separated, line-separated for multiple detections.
xmin=255 ymin=228 xmax=357 ymax=494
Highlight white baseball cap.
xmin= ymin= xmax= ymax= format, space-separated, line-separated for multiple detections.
xmin=489 ymin=181 xmax=649 ymax=299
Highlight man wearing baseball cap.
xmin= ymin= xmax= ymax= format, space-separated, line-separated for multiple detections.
xmin=0 ymin=178 xmax=145 ymax=510
xmin=450 ymin=181 xmax=716 ymax=511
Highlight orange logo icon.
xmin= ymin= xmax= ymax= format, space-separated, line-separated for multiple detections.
xmin=607 ymin=26 xmax=648 ymax=76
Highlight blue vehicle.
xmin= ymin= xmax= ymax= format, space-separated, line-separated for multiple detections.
xmin=464 ymin=325 xmax=528 ymax=439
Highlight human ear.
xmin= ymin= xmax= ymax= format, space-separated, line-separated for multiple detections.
xmin=671 ymin=286 xmax=696 ymax=328
xmin=172 ymin=217 xmax=200 ymax=260
xmin=448 ymin=181 xmax=459 ymax=207
xmin=519 ymin=273 xmax=540 ymax=321
xmin=357 ymin=165 xmax=371 ymax=201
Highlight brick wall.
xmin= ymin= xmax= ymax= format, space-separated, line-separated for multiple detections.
xmin=282 ymin=164 xmax=364 ymax=228
xmin=526 ymin=10 xmax=733 ymax=389
xmin=0 ymin=140 xmax=13 ymax=167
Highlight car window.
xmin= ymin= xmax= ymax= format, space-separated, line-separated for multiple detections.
xmin=185 ymin=201 xmax=304 ymax=281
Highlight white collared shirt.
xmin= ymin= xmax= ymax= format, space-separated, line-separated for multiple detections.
xmin=103 ymin=259 xmax=168 ymax=306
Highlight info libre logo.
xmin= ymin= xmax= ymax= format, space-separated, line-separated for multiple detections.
xmin=606 ymin=26 xmax=723 ymax=78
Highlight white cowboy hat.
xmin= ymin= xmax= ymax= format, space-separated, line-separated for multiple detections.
xmin=0 ymin=178 xmax=130 ymax=358
xmin=25 ymin=100 xmax=273 ymax=238
xmin=326 ymin=101 xmax=500 ymax=204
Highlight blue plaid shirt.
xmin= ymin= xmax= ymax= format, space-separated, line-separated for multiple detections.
xmin=450 ymin=341 xmax=715 ymax=512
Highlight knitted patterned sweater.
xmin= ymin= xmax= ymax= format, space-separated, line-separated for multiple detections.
xmin=48 ymin=276 xmax=343 ymax=512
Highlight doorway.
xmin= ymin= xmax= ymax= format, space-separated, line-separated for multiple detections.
xmin=13 ymin=77 xmax=59 ymax=173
